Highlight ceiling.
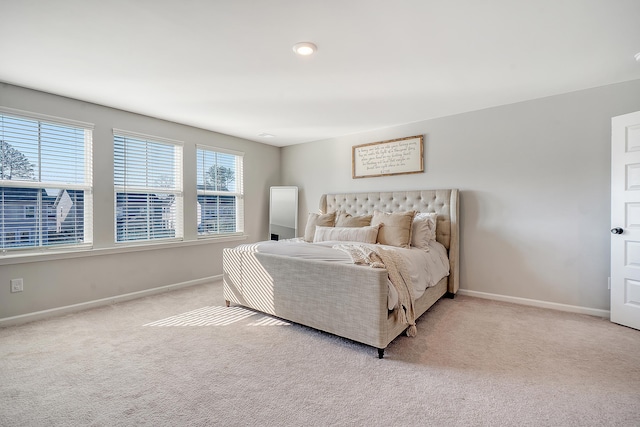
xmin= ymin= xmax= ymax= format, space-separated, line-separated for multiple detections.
xmin=1 ymin=1 xmax=640 ymax=147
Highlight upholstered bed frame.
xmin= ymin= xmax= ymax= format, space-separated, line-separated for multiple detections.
xmin=223 ymin=189 xmax=459 ymax=358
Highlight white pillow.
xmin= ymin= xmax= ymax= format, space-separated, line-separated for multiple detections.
xmin=411 ymin=213 xmax=438 ymax=249
xmin=313 ymin=225 xmax=380 ymax=244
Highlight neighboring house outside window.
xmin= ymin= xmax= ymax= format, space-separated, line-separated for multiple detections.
xmin=196 ymin=146 xmax=243 ymax=236
xmin=0 ymin=109 xmax=93 ymax=251
xmin=113 ymin=130 xmax=183 ymax=243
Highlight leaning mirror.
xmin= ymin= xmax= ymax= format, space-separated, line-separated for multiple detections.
xmin=269 ymin=186 xmax=298 ymax=240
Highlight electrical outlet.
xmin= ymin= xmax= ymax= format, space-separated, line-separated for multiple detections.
xmin=10 ymin=278 xmax=23 ymax=293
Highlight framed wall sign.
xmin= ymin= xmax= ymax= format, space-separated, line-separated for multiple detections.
xmin=352 ymin=135 xmax=424 ymax=179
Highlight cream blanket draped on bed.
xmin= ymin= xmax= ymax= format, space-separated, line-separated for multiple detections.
xmin=332 ymin=244 xmax=417 ymax=337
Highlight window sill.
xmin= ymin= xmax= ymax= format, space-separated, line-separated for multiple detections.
xmin=0 ymin=234 xmax=248 ymax=266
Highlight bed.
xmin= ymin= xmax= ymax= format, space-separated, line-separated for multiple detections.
xmin=223 ymin=189 xmax=459 ymax=358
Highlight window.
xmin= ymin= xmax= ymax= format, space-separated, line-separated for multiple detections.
xmin=114 ymin=130 xmax=183 ymax=243
xmin=196 ymin=146 xmax=243 ymax=236
xmin=0 ymin=109 xmax=93 ymax=251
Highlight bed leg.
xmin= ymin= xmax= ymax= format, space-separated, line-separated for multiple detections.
xmin=225 ymin=300 xmax=230 ymax=307
xmin=445 ymin=292 xmax=455 ymax=299
xmin=378 ymin=348 xmax=385 ymax=359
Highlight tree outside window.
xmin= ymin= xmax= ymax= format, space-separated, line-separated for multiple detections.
xmin=0 ymin=139 xmax=35 ymax=180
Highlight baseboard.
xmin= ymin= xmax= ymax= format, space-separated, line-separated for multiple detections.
xmin=0 ymin=275 xmax=222 ymax=328
xmin=456 ymin=289 xmax=610 ymax=318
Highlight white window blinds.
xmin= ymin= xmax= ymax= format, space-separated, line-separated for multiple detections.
xmin=114 ymin=130 xmax=183 ymax=243
xmin=196 ymin=146 xmax=244 ymax=236
xmin=0 ymin=109 xmax=93 ymax=251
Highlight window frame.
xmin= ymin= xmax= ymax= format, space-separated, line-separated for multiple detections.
xmin=0 ymin=107 xmax=94 ymax=253
xmin=113 ymin=129 xmax=184 ymax=245
xmin=196 ymin=145 xmax=244 ymax=238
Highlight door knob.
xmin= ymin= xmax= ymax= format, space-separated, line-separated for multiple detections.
xmin=611 ymin=227 xmax=624 ymax=234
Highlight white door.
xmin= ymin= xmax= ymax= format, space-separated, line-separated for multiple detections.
xmin=611 ymin=110 xmax=640 ymax=330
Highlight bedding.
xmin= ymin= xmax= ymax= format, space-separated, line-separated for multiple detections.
xmin=230 ymin=238 xmax=450 ymax=310
xmin=223 ymin=189 xmax=459 ymax=358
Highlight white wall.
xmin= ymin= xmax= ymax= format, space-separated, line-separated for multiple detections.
xmin=282 ymin=79 xmax=640 ymax=312
xmin=0 ymin=83 xmax=281 ymax=321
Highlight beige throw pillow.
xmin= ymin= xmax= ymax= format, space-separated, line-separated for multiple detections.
xmin=371 ymin=210 xmax=416 ymax=248
xmin=335 ymin=212 xmax=373 ymax=227
xmin=304 ymin=212 xmax=336 ymax=242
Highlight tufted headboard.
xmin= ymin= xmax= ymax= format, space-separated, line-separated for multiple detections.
xmin=319 ymin=189 xmax=459 ymax=293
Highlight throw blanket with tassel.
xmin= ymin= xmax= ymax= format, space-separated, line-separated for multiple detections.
xmin=332 ymin=244 xmax=417 ymax=337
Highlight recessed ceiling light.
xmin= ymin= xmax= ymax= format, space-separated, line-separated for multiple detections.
xmin=292 ymin=42 xmax=317 ymax=56
xmin=258 ymin=133 xmax=275 ymax=138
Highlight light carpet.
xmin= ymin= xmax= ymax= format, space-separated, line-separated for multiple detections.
xmin=1 ymin=281 xmax=639 ymax=426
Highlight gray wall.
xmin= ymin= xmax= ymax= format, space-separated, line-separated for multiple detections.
xmin=282 ymin=79 xmax=640 ymax=312
xmin=0 ymin=83 xmax=281 ymax=321
xmin=3 ymin=79 xmax=640 ymax=321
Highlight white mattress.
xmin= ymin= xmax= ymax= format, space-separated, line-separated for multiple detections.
xmin=233 ymin=239 xmax=450 ymax=310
